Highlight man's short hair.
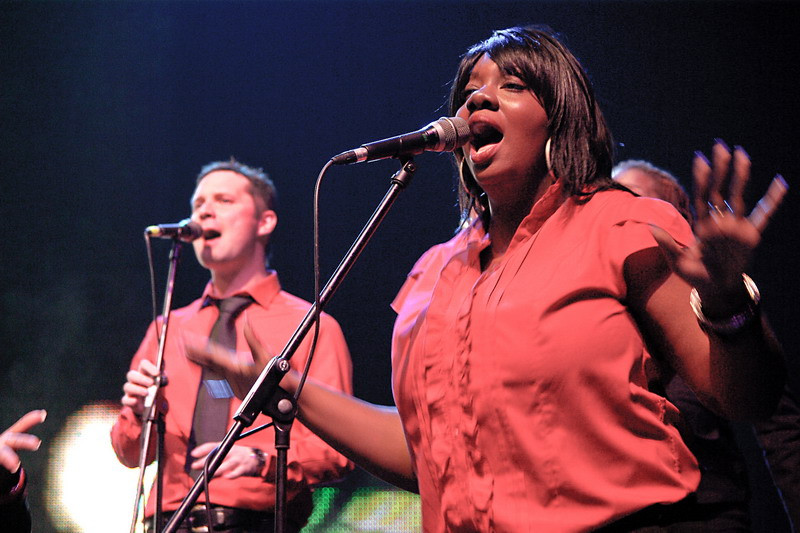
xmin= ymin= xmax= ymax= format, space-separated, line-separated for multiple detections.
xmin=196 ymin=157 xmax=277 ymax=213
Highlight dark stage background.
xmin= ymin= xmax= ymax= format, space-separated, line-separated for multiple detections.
xmin=2 ymin=1 xmax=798 ymax=531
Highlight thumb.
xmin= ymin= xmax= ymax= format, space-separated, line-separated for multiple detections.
xmin=244 ymin=319 xmax=274 ymax=368
xmin=748 ymin=174 xmax=788 ymax=233
xmin=649 ymin=224 xmax=683 ymax=272
xmin=186 ymin=340 xmax=232 ymax=375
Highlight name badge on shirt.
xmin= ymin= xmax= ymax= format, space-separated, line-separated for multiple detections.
xmin=204 ymin=379 xmax=234 ymax=399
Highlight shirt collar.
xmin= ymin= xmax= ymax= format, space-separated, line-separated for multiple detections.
xmin=201 ymin=270 xmax=282 ymax=310
xmin=464 ymin=179 xmax=566 ymax=251
xmin=512 ymin=179 xmax=567 ymax=244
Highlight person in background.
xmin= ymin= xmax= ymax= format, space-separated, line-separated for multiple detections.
xmin=614 ymin=159 xmax=799 ymax=532
xmin=755 ymin=384 xmax=800 ymax=531
xmin=0 ymin=409 xmax=47 ymax=533
xmin=111 ymin=159 xmax=353 ymax=533
xmin=612 ymin=160 xmax=694 ymax=223
xmin=189 ymin=26 xmax=788 ymax=532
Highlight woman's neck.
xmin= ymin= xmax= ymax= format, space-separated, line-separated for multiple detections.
xmin=479 ymin=172 xmax=565 ymax=271
xmin=484 ymin=175 xmax=554 ymax=261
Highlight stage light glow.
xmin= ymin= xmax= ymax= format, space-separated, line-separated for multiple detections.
xmin=44 ymin=402 xmax=155 ymax=533
xmin=304 ymin=485 xmax=421 ymax=531
xmin=42 ymin=402 xmax=420 ymax=532
xmin=336 ymin=487 xmax=422 ymax=531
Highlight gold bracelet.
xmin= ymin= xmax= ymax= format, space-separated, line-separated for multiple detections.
xmin=689 ymin=273 xmax=761 ymax=335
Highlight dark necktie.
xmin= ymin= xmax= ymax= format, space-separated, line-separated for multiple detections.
xmin=187 ymin=295 xmax=253 ymax=477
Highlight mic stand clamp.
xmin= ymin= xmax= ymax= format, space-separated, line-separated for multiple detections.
xmin=259 ymin=383 xmax=297 ymax=532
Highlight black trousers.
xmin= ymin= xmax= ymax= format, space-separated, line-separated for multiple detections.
xmin=595 ymin=495 xmax=751 ymax=532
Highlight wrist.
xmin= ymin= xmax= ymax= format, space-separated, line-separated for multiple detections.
xmin=0 ymin=467 xmax=26 ymax=505
xmin=694 ymin=275 xmax=751 ymax=317
xmin=249 ymin=448 xmax=266 ymax=477
xmin=690 ymin=273 xmax=761 ymax=335
xmin=279 ymin=370 xmax=301 ymax=395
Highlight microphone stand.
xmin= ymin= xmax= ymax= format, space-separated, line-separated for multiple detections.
xmin=128 ymin=238 xmax=185 ymax=533
xmin=163 ymin=158 xmax=418 ymax=533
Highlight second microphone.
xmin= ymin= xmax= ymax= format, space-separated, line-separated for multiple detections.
xmin=331 ymin=116 xmax=470 ymax=165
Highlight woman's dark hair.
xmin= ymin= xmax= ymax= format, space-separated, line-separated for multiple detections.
xmin=448 ymin=25 xmax=615 ymax=226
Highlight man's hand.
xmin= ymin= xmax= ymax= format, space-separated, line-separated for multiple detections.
xmin=189 ymin=442 xmax=265 ymax=479
xmin=121 ymin=359 xmax=159 ymax=416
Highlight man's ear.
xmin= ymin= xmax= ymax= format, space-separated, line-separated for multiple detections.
xmin=257 ymin=209 xmax=278 ymax=239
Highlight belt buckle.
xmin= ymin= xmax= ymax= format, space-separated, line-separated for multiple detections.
xmin=188 ymin=504 xmax=211 ymax=533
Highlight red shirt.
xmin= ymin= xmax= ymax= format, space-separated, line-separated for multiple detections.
xmin=110 ymin=271 xmax=353 ymax=525
xmin=391 ymin=184 xmax=700 ymax=532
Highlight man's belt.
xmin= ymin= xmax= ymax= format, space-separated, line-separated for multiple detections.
xmin=152 ymin=504 xmax=275 ymax=533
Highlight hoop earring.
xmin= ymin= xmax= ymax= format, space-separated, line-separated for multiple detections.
xmin=545 ymin=137 xmax=553 ymax=172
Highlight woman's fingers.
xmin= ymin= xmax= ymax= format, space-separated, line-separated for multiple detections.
xmin=5 ymin=410 xmax=47 ymax=435
xmin=649 ymin=224 xmax=682 ymax=272
xmin=694 ymin=141 xmax=785 ymax=234
xmin=748 ymin=175 xmax=789 ymax=233
xmin=693 ymin=151 xmax=712 ymax=221
xmin=0 ymin=432 xmax=41 ymax=453
xmin=244 ymin=321 xmax=274 ymax=368
xmin=186 ymin=341 xmax=237 ymax=375
xmin=728 ymin=146 xmax=751 ymax=216
xmin=709 ymin=139 xmax=732 ymax=210
xmin=0 ymin=410 xmax=46 ymax=472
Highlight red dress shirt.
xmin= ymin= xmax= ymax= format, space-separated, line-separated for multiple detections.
xmin=110 ymin=271 xmax=353 ymax=526
xmin=391 ymin=183 xmax=700 ymax=532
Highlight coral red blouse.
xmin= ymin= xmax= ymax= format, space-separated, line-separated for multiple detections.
xmin=391 ymin=183 xmax=700 ymax=532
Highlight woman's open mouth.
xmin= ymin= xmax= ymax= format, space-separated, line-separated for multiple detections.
xmin=469 ymin=122 xmax=503 ymax=164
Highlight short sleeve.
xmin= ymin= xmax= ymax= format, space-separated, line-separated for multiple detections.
xmin=391 ymin=241 xmax=452 ymax=315
xmin=603 ymin=195 xmax=695 ymax=297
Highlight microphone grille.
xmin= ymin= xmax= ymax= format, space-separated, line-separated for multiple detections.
xmin=181 ymin=218 xmax=203 ymax=239
xmin=179 ymin=218 xmax=204 ymax=240
xmin=435 ymin=117 xmax=470 ymax=152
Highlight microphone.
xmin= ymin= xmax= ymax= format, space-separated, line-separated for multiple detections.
xmin=144 ymin=218 xmax=203 ymax=242
xmin=331 ymin=116 xmax=470 ymax=165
